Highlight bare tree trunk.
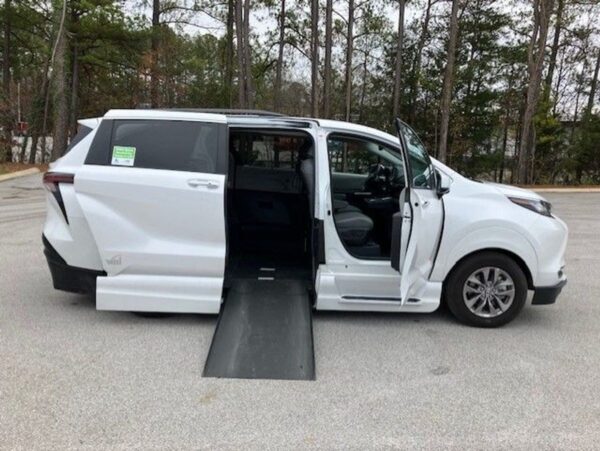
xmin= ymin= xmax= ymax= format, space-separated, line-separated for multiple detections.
xmin=359 ymin=55 xmax=368 ymax=121
xmin=322 ymin=0 xmax=332 ymax=118
xmin=2 ymin=0 xmax=12 ymax=162
xmin=150 ymin=0 xmax=160 ymax=108
xmin=392 ymin=0 xmax=405 ymax=118
xmin=408 ymin=0 xmax=433 ymax=124
xmin=41 ymin=80 xmax=50 ymax=161
xmin=517 ymin=0 xmax=553 ymax=184
xmin=28 ymin=74 xmax=44 ymax=164
xmin=274 ymin=0 xmax=285 ymax=111
xmin=29 ymin=133 xmax=39 ymax=164
xmin=498 ymin=110 xmax=510 ymax=184
xmin=438 ymin=0 xmax=461 ymax=164
xmin=51 ymin=0 xmax=69 ymax=161
xmin=344 ymin=0 xmax=354 ymax=122
xmin=69 ymin=37 xmax=79 ymax=138
xmin=543 ymin=0 xmax=563 ymax=102
xmin=552 ymin=50 xmax=566 ymax=116
xmin=225 ymin=0 xmax=235 ymax=107
xmin=310 ymin=0 xmax=319 ymax=117
xmin=585 ymin=48 xmax=600 ymax=118
xmin=40 ymin=52 xmax=52 ymax=162
xmin=511 ymin=107 xmax=523 ymax=185
xmin=19 ymin=133 xmax=28 ymax=163
xmin=243 ymin=0 xmax=254 ymax=108
xmin=235 ymin=0 xmax=246 ymax=107
xmin=571 ymin=85 xmax=580 ymax=142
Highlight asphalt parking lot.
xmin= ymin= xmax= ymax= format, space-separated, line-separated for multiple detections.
xmin=1 ymin=174 xmax=599 ymax=449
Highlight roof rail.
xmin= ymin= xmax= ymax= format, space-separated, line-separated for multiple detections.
xmin=166 ymin=108 xmax=284 ymax=117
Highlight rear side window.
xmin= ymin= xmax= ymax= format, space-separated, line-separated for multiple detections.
xmin=232 ymin=133 xmax=306 ymax=170
xmin=64 ymin=125 xmax=92 ymax=154
xmin=85 ymin=119 xmax=226 ymax=174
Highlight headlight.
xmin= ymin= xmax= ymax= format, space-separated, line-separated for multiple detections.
xmin=508 ymin=197 xmax=552 ymax=217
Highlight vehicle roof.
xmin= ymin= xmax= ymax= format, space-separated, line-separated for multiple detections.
xmin=317 ymin=118 xmax=398 ymax=144
xmin=103 ymin=109 xmax=398 ymax=142
xmin=104 ymin=109 xmax=227 ymax=123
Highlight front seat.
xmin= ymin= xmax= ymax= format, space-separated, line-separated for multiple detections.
xmin=334 ymin=210 xmax=374 ymax=246
xmin=297 ymin=147 xmax=374 ymax=247
xmin=333 ymin=198 xmax=361 ymax=214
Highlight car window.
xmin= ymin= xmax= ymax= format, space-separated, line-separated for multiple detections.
xmin=327 ymin=136 xmax=404 ymax=176
xmin=110 ymin=120 xmax=221 ymax=173
xmin=64 ymin=125 xmax=92 ymax=154
xmin=232 ymin=134 xmax=304 ymax=170
xmin=399 ymin=122 xmax=436 ymax=189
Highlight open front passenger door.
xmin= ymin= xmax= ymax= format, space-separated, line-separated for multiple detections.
xmin=392 ymin=119 xmax=445 ymax=304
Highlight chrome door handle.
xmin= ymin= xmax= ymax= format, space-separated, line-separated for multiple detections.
xmin=187 ymin=179 xmax=219 ymax=189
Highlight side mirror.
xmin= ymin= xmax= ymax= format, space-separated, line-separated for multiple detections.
xmin=436 ymin=170 xmax=452 ymax=198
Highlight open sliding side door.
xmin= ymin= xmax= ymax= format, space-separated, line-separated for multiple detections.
xmin=75 ymin=110 xmax=229 ymax=313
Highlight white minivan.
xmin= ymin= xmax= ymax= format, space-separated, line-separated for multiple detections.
xmin=43 ymin=109 xmax=567 ymax=328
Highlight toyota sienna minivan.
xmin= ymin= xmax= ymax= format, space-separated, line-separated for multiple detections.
xmin=43 ymin=109 xmax=568 ymax=327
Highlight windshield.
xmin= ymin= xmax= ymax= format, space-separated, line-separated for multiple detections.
xmin=399 ymin=122 xmax=436 ymax=189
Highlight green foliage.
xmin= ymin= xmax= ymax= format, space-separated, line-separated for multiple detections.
xmin=571 ymin=114 xmax=600 ymax=184
xmin=2 ymin=0 xmax=599 ymax=183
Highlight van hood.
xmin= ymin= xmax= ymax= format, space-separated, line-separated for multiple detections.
xmin=483 ymin=182 xmax=546 ymax=201
xmin=430 ymin=159 xmax=546 ymax=202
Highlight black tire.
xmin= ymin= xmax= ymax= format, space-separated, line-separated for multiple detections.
xmin=444 ymin=251 xmax=528 ymax=327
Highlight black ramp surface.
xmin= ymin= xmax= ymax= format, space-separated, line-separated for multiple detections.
xmin=203 ymin=279 xmax=315 ymax=380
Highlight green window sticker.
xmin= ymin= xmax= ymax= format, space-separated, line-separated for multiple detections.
xmin=111 ymin=146 xmax=136 ymax=166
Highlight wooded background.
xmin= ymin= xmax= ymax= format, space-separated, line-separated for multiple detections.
xmin=1 ymin=0 xmax=599 ymax=184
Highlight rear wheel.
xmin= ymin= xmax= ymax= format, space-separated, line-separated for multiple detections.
xmin=444 ymin=252 xmax=528 ymax=327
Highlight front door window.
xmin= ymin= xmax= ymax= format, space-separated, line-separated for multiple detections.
xmin=398 ymin=122 xmax=436 ymax=189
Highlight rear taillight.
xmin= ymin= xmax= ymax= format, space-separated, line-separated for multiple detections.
xmin=43 ymin=172 xmax=74 ymax=192
xmin=43 ymin=172 xmax=74 ymax=223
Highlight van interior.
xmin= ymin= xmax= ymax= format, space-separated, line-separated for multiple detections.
xmin=208 ymin=127 xmax=403 ymax=381
xmin=225 ymin=129 xmax=315 ymax=286
xmin=206 ymin=128 xmax=317 ymax=380
xmin=224 ymin=129 xmax=406 ymax=281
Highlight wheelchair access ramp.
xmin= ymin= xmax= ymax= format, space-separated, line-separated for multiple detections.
xmin=203 ymin=278 xmax=315 ymax=381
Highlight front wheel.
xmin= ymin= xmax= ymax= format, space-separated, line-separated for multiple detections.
xmin=444 ymin=252 xmax=528 ymax=327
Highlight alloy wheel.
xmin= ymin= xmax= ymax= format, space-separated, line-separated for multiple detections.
xmin=462 ymin=266 xmax=516 ymax=318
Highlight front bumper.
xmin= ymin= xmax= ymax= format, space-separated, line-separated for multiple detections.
xmin=43 ymin=234 xmax=105 ymax=294
xmin=532 ymin=279 xmax=567 ymax=305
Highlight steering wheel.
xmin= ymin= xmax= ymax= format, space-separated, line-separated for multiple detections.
xmin=364 ymin=163 xmax=391 ymax=195
xmin=389 ymin=166 xmax=406 ymax=191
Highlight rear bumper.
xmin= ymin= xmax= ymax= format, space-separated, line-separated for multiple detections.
xmin=532 ymin=279 xmax=567 ymax=305
xmin=43 ymin=235 xmax=105 ymax=294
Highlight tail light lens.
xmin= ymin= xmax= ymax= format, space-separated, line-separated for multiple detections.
xmin=43 ymin=172 xmax=74 ymax=223
xmin=43 ymin=172 xmax=74 ymax=192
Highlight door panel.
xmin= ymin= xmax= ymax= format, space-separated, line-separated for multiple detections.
xmin=395 ymin=119 xmax=444 ymax=304
xmin=400 ymin=188 xmax=443 ymax=302
xmin=76 ymin=166 xmax=226 ymax=312
xmin=76 ymin=166 xmax=226 ymax=276
xmin=76 ymin=114 xmax=228 ymax=313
